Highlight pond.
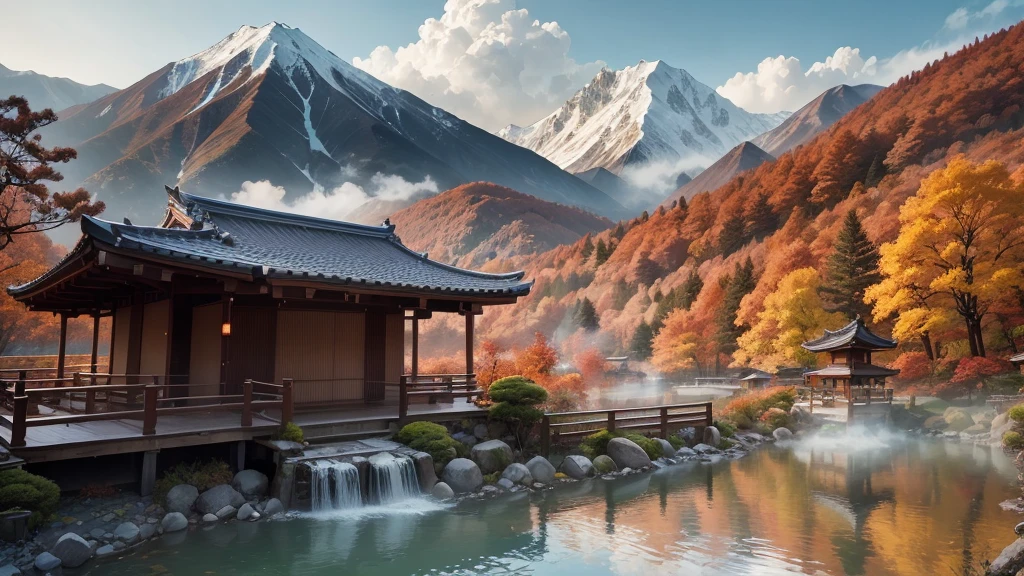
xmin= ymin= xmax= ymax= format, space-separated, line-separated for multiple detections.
xmin=87 ymin=431 xmax=1021 ymax=576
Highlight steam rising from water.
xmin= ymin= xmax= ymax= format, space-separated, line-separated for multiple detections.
xmin=788 ymin=424 xmax=908 ymax=452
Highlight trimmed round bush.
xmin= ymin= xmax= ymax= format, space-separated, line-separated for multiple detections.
xmin=395 ymin=421 xmax=465 ymax=467
xmin=0 ymin=469 xmax=60 ymax=529
xmin=1003 ymin=430 xmax=1024 ymax=450
xmin=489 ymin=376 xmax=549 ymax=405
xmin=277 ymin=422 xmax=305 ymax=443
xmin=488 ymin=376 xmax=548 ymax=448
xmin=1008 ymin=404 xmax=1024 ymax=424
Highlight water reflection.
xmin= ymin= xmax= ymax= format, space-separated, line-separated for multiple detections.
xmin=91 ymin=435 xmax=1019 ymax=576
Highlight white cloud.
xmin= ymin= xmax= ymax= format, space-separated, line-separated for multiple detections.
xmin=352 ymin=0 xmax=604 ymax=131
xmin=231 ymin=174 xmax=438 ymax=221
xmin=945 ymin=7 xmax=971 ymax=30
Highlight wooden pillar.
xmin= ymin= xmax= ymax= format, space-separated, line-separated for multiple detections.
xmin=56 ymin=314 xmax=68 ymax=380
xmin=220 ymin=295 xmax=232 ymax=394
xmin=108 ymin=309 xmax=118 ymax=373
xmin=464 ymin=312 xmax=475 ymax=376
xmin=411 ymin=315 xmax=419 ymax=379
xmin=11 ymin=371 xmax=27 ymax=448
xmin=89 ymin=314 xmax=100 ymax=373
xmin=140 ymin=450 xmax=158 ymax=496
xmin=125 ymin=290 xmax=146 ymax=382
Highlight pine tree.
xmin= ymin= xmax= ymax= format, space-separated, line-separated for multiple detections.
xmin=717 ymin=210 xmax=748 ymax=256
xmin=819 ymin=209 xmax=881 ymax=321
xmin=634 ymin=253 xmax=663 ymax=287
xmin=680 ymin=268 xmax=703 ymax=309
xmin=629 ymin=321 xmax=655 ymax=360
xmin=594 ymin=239 xmax=611 ymax=266
xmin=611 ymin=279 xmax=632 ymax=310
xmin=715 ymin=258 xmax=756 ymax=355
xmin=745 ymin=192 xmax=776 ymax=241
xmin=580 ymin=235 xmax=594 ymax=260
xmin=574 ymin=298 xmax=600 ymax=331
xmin=864 ymin=154 xmax=885 ymax=187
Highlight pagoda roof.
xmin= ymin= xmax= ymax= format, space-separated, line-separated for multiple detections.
xmin=803 ymin=363 xmax=900 ymax=378
xmin=9 ymin=189 xmax=532 ymax=300
xmin=1011 ymin=352 xmax=1024 ymax=364
xmin=801 ymin=318 xmax=897 ymax=352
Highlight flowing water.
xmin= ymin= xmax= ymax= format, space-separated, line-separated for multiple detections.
xmin=307 ymin=460 xmax=362 ymax=511
xmin=89 ymin=431 xmax=1021 ymax=576
xmin=367 ymin=453 xmax=420 ymax=504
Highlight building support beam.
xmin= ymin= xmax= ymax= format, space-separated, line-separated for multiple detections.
xmin=411 ymin=315 xmax=419 ymax=379
xmin=125 ymin=289 xmax=145 ymax=382
xmin=56 ymin=313 xmax=68 ymax=379
xmin=90 ymin=314 xmax=100 ymax=374
xmin=465 ymin=312 xmax=474 ymax=376
xmin=140 ymin=450 xmax=159 ymax=497
xmin=220 ymin=295 xmax=232 ymax=393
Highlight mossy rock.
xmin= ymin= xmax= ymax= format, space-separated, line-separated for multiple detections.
xmin=944 ymin=409 xmax=974 ymax=432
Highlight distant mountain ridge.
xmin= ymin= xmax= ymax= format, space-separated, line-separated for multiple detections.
xmin=751 ymin=84 xmax=883 ymax=156
xmin=39 ymin=22 xmax=627 ymax=235
xmin=0 ymin=63 xmax=115 ymax=111
xmin=662 ymin=141 xmax=774 ymax=206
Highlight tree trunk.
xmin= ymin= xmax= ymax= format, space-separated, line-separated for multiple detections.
xmin=974 ymin=321 xmax=987 ymax=358
xmin=966 ymin=319 xmax=980 ymax=356
xmin=920 ymin=332 xmax=934 ymax=360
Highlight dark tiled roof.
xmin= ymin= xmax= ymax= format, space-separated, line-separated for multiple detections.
xmin=10 ymin=192 xmax=532 ymax=298
xmin=801 ymin=318 xmax=897 ymax=352
xmin=1011 ymin=352 xmax=1024 ymax=364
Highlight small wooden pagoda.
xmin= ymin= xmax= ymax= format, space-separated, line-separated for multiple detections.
xmin=802 ymin=317 xmax=899 ymax=412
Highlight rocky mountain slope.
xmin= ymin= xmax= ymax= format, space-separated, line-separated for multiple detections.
xmin=751 ymin=84 xmax=883 ymax=155
xmin=661 ymin=142 xmax=774 ymax=206
xmin=0 ymin=63 xmax=115 ymax=111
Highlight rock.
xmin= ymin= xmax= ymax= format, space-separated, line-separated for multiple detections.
xmin=236 ymin=503 xmax=256 ymax=521
xmin=790 ymin=405 xmax=810 ymax=424
xmin=470 ymin=440 xmax=513 ymax=474
xmin=655 ymin=438 xmax=676 ymax=458
xmin=263 ymin=498 xmax=284 ymax=517
xmin=962 ymin=423 xmax=989 ymax=436
xmin=452 ymin=432 xmax=478 ymax=448
xmin=473 ymin=423 xmax=489 ymax=440
xmin=267 ymin=439 xmax=305 ymax=454
xmin=249 ymin=512 xmax=261 ymax=521
xmin=113 ymin=521 xmax=140 ymax=543
xmin=993 ymin=413 xmax=1015 ymax=441
xmin=51 ymin=532 xmax=92 ymax=568
xmin=501 ymin=463 xmax=534 ymax=486
xmin=160 ymin=512 xmax=188 ymax=533
xmin=703 ymin=426 xmax=721 ymax=447
xmin=592 ymin=455 xmax=618 ymax=473
xmin=89 ymin=528 xmax=106 ymax=540
xmin=165 ymin=484 xmax=199 ymax=515
xmin=773 ymin=427 xmax=794 ymax=441
xmin=525 ymin=456 xmax=556 ymax=484
xmin=675 ymin=447 xmax=697 ymax=459
xmin=676 ymin=427 xmax=697 ymax=446
xmin=203 ymin=513 xmax=219 ymax=523
xmin=215 ymin=505 xmax=237 ymax=520
xmin=112 ymin=541 xmax=126 ymax=551
xmin=139 ymin=523 xmax=157 ymax=540
xmin=442 ymin=458 xmax=484 ymax=493
xmin=944 ymin=409 xmax=974 ymax=432
xmin=989 ymin=537 xmax=1024 ymax=575
xmin=410 ymin=451 xmax=438 ymax=492
xmin=34 ymin=552 xmax=61 ymax=572
xmin=232 ymin=470 xmax=270 ymax=500
xmin=607 ymin=437 xmax=652 ymax=470
xmin=196 ymin=484 xmax=246 ymax=515
xmin=560 ymin=455 xmax=594 ymax=479
xmin=429 ymin=482 xmax=455 ymax=501
xmin=923 ymin=415 xmax=949 ymax=431
xmin=497 ymin=478 xmax=514 ymax=490
xmin=481 ymin=485 xmax=500 ymax=495
xmin=0 ymin=446 xmax=9 ymax=462
xmin=1016 ymin=522 xmax=1024 ymax=536
xmin=693 ymin=443 xmax=719 ymax=454
xmin=95 ymin=544 xmax=117 ymax=558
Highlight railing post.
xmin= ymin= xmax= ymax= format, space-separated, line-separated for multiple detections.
xmin=705 ymin=402 xmax=713 ymax=427
xmin=143 ymin=385 xmax=158 ymax=435
xmin=541 ymin=415 xmax=550 ymax=457
xmin=241 ymin=379 xmax=253 ymax=427
xmin=607 ymin=410 xmax=616 ymax=433
xmin=85 ymin=385 xmax=96 ymax=414
xmin=399 ymin=375 xmax=409 ymax=422
xmin=660 ymin=406 xmax=669 ymax=438
xmin=282 ymin=378 xmax=294 ymax=424
xmin=11 ymin=375 xmax=27 ymax=448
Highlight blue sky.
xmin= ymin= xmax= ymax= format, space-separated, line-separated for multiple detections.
xmin=4 ymin=0 xmax=1023 ymax=125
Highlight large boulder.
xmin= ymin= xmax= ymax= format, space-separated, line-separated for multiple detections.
xmin=441 ymin=458 xmax=483 ymax=493
xmin=592 ymin=454 xmax=618 ymax=473
xmin=501 ymin=463 xmax=533 ymax=486
xmin=655 ymin=438 xmax=676 ymax=459
xmin=525 ymin=456 xmax=556 ymax=484
xmin=263 ymin=498 xmax=285 ymax=517
xmin=410 ymin=451 xmax=438 ymax=492
xmin=944 ymin=409 xmax=975 ymax=433
xmin=161 ymin=512 xmax=188 ymax=533
xmin=470 ymin=440 xmax=513 ymax=475
xmin=196 ymin=484 xmax=246 ymax=515
xmin=989 ymin=537 xmax=1024 ymax=575
xmin=232 ymin=470 xmax=269 ymax=500
xmin=472 ymin=423 xmax=489 ymax=440
xmin=236 ymin=503 xmax=257 ymax=521
xmin=924 ymin=415 xmax=949 ymax=431
xmin=993 ymin=412 xmax=1015 ymax=441
xmin=51 ymin=532 xmax=92 ymax=568
xmin=560 ymin=455 xmax=594 ymax=479
xmin=773 ymin=427 xmax=793 ymax=441
xmin=676 ymin=427 xmax=697 ymax=446
xmin=607 ymin=437 xmax=652 ymax=470
xmin=703 ymin=426 xmax=721 ymax=447
xmin=113 ymin=521 xmax=140 ymax=543
xmin=165 ymin=484 xmax=199 ymax=515
xmin=430 ymin=482 xmax=455 ymax=501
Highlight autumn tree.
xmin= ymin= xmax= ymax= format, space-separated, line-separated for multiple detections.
xmin=634 ymin=252 xmax=662 ymax=287
xmin=580 ymin=235 xmax=594 ymax=260
xmin=629 ymin=320 xmax=654 ymax=360
xmin=717 ymin=210 xmax=747 ymax=256
xmin=745 ymin=192 xmax=776 ymax=241
xmin=819 ymin=209 xmax=881 ymax=321
xmin=574 ymin=298 xmax=600 ymax=332
xmin=734 ymin=268 xmax=846 ymax=370
xmin=0 ymin=220 xmax=61 ymax=354
xmin=652 ymin=269 xmax=702 ymax=329
xmin=516 ymin=332 xmax=558 ymax=383
xmin=810 ymin=129 xmax=865 ymax=207
xmin=715 ymin=257 xmax=756 ymax=359
xmin=594 ymin=239 xmax=610 ymax=266
xmin=0 ymin=96 xmax=104 ymax=249
xmin=867 ymin=157 xmax=1024 ymax=357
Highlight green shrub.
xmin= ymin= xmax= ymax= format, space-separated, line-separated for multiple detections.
xmin=394 ymin=421 xmax=464 ymax=468
xmin=482 ymin=472 xmax=500 ymax=485
xmin=713 ymin=420 xmax=737 ymax=438
xmin=1008 ymin=404 xmax=1024 ymax=424
xmin=668 ymin=436 xmax=686 ymax=450
xmin=0 ymin=469 xmax=60 ymax=529
xmin=488 ymin=376 xmax=548 ymax=448
xmin=276 ymin=422 xmax=305 ymax=443
xmin=759 ymin=407 xmax=791 ymax=431
xmin=153 ymin=460 xmax=233 ymax=508
xmin=1003 ymin=431 xmax=1024 ymax=450
xmin=578 ymin=430 xmax=660 ymax=461
xmin=622 ymin=433 xmax=662 ymax=460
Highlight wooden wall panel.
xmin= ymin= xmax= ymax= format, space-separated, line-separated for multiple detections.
xmin=384 ymin=313 xmax=404 ymax=386
xmin=364 ymin=311 xmax=386 ymax=402
xmin=139 ymin=300 xmax=169 ymax=378
xmin=333 ymin=312 xmax=365 ymax=401
xmin=189 ymin=303 xmax=222 ymax=397
xmin=110 ymin=306 xmax=131 ymax=375
xmin=275 ymin=311 xmax=335 ymax=404
xmin=226 ymin=307 xmax=276 ymax=394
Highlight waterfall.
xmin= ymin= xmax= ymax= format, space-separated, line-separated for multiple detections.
xmin=308 ymin=459 xmax=362 ymax=511
xmin=367 ymin=453 xmax=420 ymax=504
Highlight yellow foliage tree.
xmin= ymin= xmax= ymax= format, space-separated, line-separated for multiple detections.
xmin=866 ymin=156 xmax=1024 ymax=357
xmin=650 ymin=308 xmax=702 ymax=373
xmin=733 ymin=268 xmax=846 ymax=370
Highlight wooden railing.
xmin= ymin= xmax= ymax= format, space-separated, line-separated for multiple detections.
xmin=3 ymin=373 xmax=294 ymax=448
xmin=399 ymin=373 xmax=479 ymax=420
xmin=539 ymin=402 xmax=713 ymax=457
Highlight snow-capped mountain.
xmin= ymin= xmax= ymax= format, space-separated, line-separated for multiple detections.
xmin=0 ymin=63 xmax=115 ymax=111
xmin=41 ymin=22 xmax=626 ymax=233
xmin=499 ymin=60 xmax=789 ymax=177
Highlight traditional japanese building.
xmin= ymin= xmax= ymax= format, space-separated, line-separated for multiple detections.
xmin=801 ymin=318 xmax=899 ymax=404
xmin=2 ymin=187 xmax=531 ymax=463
